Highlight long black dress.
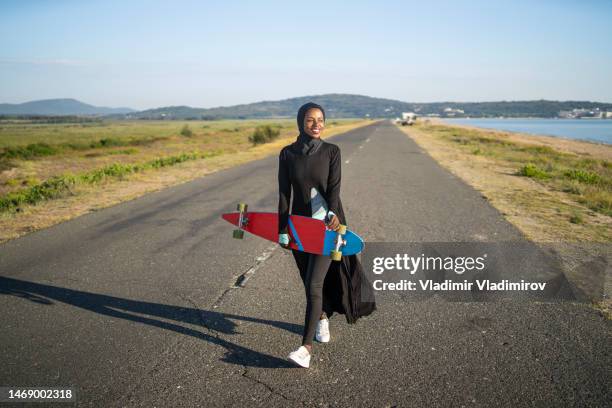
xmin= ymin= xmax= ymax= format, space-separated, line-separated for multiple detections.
xmin=278 ymin=139 xmax=376 ymax=324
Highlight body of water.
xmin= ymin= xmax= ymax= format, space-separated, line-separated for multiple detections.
xmin=443 ymin=118 xmax=612 ymax=145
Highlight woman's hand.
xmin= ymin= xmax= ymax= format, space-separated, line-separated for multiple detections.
xmin=326 ymin=214 xmax=340 ymax=231
xmin=278 ymin=233 xmax=290 ymax=249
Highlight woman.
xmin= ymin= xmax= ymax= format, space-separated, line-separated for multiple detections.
xmin=278 ymin=102 xmax=376 ymax=368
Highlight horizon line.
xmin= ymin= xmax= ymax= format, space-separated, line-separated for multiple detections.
xmin=2 ymin=94 xmax=612 ymax=112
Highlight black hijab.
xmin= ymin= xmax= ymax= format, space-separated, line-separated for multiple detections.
xmin=295 ymin=102 xmax=326 ymax=156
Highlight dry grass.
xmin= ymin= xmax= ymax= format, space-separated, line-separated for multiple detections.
xmin=402 ymin=121 xmax=611 ymax=242
xmin=1 ymin=119 xmax=289 ymax=195
xmin=0 ymin=120 xmax=371 ymax=243
xmin=398 ymin=121 xmax=611 ymax=314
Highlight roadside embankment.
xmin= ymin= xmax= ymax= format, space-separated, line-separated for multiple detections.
xmin=398 ymin=121 xmax=611 ymax=316
xmin=0 ymin=119 xmax=372 ymax=243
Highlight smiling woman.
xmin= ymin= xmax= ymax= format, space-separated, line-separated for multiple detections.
xmin=277 ymin=102 xmax=376 ymax=369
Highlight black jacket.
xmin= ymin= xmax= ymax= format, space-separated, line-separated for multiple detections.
xmin=278 ymin=139 xmax=376 ymax=324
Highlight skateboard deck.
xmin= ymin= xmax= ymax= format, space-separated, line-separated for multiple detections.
xmin=222 ymin=210 xmax=364 ymax=257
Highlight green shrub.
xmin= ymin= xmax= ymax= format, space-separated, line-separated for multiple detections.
xmin=518 ymin=163 xmax=550 ymax=179
xmin=180 ymin=125 xmax=193 ymax=137
xmin=249 ymin=130 xmax=267 ymax=145
xmin=248 ymin=125 xmax=280 ymax=145
xmin=1 ymin=143 xmax=59 ymax=160
xmin=0 ymin=175 xmax=77 ymax=211
xmin=564 ymin=169 xmax=601 ymax=184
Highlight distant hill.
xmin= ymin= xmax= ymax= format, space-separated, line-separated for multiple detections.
xmin=127 ymin=94 xmax=414 ymax=119
xmin=0 ymin=98 xmax=135 ymax=115
xmin=124 ymin=94 xmax=612 ymax=120
xmin=3 ymin=95 xmax=611 ymax=119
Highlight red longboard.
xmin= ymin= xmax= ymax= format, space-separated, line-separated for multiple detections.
xmin=222 ymin=203 xmax=364 ymax=260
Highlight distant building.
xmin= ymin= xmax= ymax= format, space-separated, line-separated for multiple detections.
xmin=559 ymin=108 xmax=605 ymax=119
xmin=442 ymin=107 xmax=464 ymax=117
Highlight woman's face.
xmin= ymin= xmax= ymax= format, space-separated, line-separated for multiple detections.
xmin=303 ymin=108 xmax=325 ymax=138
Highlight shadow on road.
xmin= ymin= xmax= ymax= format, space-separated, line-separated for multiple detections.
xmin=0 ymin=276 xmax=296 ymax=369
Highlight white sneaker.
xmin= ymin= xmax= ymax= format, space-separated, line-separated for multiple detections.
xmin=288 ymin=346 xmax=311 ymax=368
xmin=316 ymin=318 xmax=330 ymax=343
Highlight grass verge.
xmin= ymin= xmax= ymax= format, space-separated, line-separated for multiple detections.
xmin=410 ymin=122 xmax=611 ymax=224
xmin=0 ymin=119 xmax=373 ymax=242
xmin=0 ymin=150 xmax=220 ymax=212
xmin=398 ymin=121 xmax=611 ymax=317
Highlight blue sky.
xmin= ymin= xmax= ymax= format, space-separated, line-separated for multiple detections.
xmin=1 ymin=0 xmax=611 ymax=109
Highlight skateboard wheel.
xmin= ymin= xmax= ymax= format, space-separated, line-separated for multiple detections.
xmin=337 ymin=224 xmax=347 ymax=235
xmin=330 ymin=250 xmax=342 ymax=261
xmin=237 ymin=203 xmax=248 ymax=212
xmin=233 ymin=229 xmax=244 ymax=239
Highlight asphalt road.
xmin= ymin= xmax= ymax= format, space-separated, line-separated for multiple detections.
xmin=0 ymin=121 xmax=610 ymax=407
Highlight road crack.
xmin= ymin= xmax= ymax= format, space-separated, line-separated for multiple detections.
xmin=241 ymin=367 xmax=306 ymax=406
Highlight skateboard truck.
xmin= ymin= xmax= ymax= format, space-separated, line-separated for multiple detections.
xmin=330 ymin=224 xmax=347 ymax=261
xmin=233 ymin=203 xmax=248 ymax=239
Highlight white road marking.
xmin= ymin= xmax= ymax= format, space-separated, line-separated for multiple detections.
xmin=345 ymin=160 xmax=350 ymax=164
xmin=234 ymin=244 xmax=277 ymax=287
